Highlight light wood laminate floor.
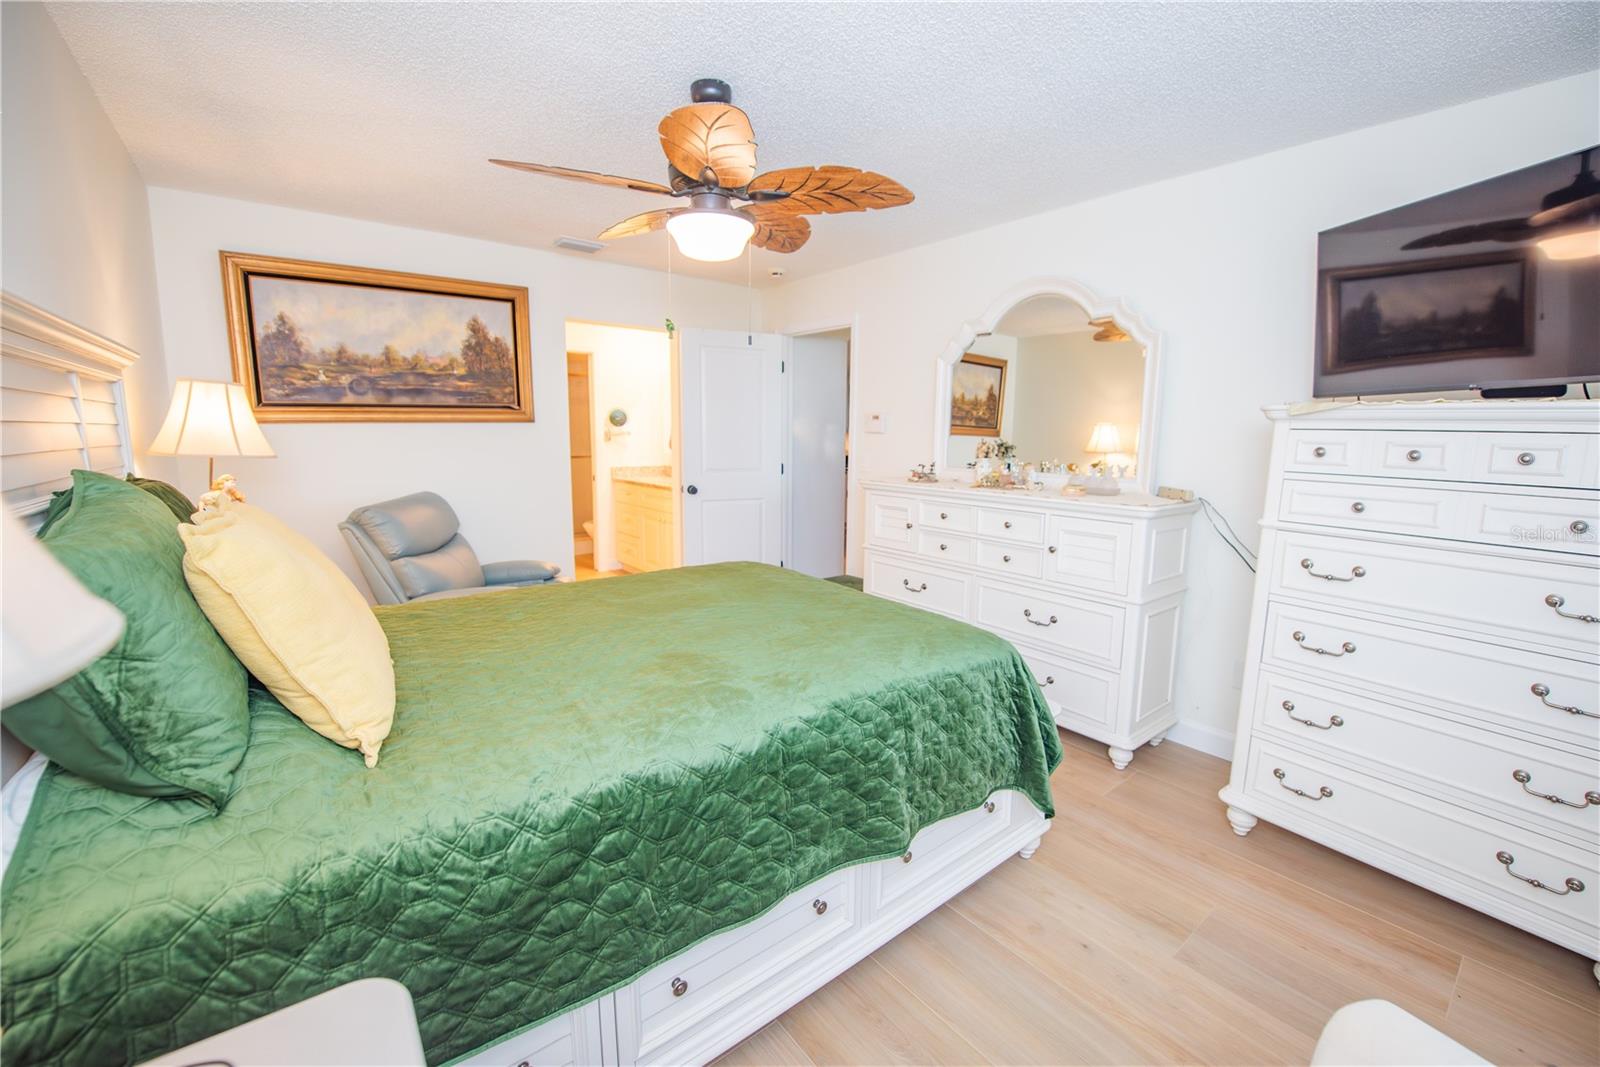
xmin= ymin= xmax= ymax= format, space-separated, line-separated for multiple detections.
xmin=715 ymin=730 xmax=1600 ymax=1066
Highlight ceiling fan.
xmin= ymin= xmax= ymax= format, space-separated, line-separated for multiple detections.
xmin=1401 ymin=147 xmax=1600 ymax=261
xmin=491 ymin=78 xmax=914 ymax=262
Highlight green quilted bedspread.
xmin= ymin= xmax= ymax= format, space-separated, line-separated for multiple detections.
xmin=1 ymin=563 xmax=1060 ymax=1066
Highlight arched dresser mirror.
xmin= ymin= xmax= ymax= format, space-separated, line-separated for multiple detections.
xmin=863 ymin=279 xmax=1193 ymax=772
xmin=931 ymin=280 xmax=1163 ymax=493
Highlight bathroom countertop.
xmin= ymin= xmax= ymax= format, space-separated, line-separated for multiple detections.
xmin=612 ymin=466 xmax=673 ymax=489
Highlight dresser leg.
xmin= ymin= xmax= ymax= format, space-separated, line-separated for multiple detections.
xmin=1148 ymin=731 xmax=1169 ymax=747
xmin=1225 ymin=805 xmax=1259 ymax=837
xmin=1019 ymin=836 xmax=1042 ymax=860
xmin=1108 ymin=746 xmax=1134 ymax=770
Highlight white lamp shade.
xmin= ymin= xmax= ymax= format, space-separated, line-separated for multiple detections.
xmin=2 ymin=511 xmax=124 ymax=705
xmin=147 ymin=380 xmax=275 ymax=458
xmin=1085 ymin=422 xmax=1123 ymax=455
xmin=666 ymin=209 xmax=755 ymax=262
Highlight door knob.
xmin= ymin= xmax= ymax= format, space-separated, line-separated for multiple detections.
xmin=685 ymin=485 xmax=699 ymax=495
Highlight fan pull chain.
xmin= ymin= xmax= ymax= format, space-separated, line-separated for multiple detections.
xmin=746 ymin=241 xmax=754 ymax=343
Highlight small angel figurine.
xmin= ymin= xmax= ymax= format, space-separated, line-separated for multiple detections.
xmin=197 ymin=473 xmax=246 ymax=512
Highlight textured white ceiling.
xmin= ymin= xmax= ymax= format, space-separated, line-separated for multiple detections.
xmin=46 ymin=2 xmax=1599 ymax=287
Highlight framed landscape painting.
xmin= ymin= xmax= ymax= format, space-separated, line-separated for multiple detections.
xmin=949 ymin=352 xmax=1006 ymax=436
xmin=222 ymin=252 xmax=533 ymax=422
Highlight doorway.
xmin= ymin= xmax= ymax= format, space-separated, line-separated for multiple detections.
xmin=565 ymin=352 xmax=601 ymax=577
xmin=786 ymin=329 xmax=851 ymax=578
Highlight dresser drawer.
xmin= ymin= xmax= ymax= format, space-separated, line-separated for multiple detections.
xmin=1241 ymin=742 xmax=1599 ymax=940
xmin=917 ymin=530 xmax=973 ymax=564
xmin=1253 ymin=673 xmax=1598 ymax=848
xmin=1283 ymin=427 xmax=1599 ymax=490
xmin=635 ymin=870 xmax=857 ymax=1058
xmin=975 ymin=579 xmax=1125 ymax=668
xmin=1268 ymin=530 xmax=1600 ymax=657
xmin=977 ymin=506 xmax=1045 ymax=543
xmin=1284 ymin=429 xmax=1364 ymax=473
xmin=1262 ymin=603 xmax=1600 ymax=752
xmin=867 ymin=494 xmax=915 ymax=547
xmin=919 ymin=500 xmax=975 ymax=533
xmin=1279 ymin=478 xmax=1598 ymax=556
xmin=1476 ymin=433 xmax=1598 ymax=490
xmin=976 ymin=538 xmax=1044 ymax=579
xmin=1020 ymin=647 xmax=1117 ymax=730
xmin=879 ymin=794 xmax=1011 ymax=910
xmin=1044 ymin=515 xmax=1132 ymax=595
xmin=865 ymin=554 xmax=968 ymax=619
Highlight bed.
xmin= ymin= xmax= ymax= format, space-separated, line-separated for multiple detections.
xmin=1 ymin=562 xmax=1061 ymax=1066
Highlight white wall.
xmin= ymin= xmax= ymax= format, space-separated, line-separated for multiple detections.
xmin=145 ymin=188 xmax=755 ymax=590
xmin=565 ymin=321 xmax=672 ymax=571
xmin=0 ymin=3 xmax=174 ymax=478
xmin=767 ymin=71 xmax=1600 ymax=756
xmin=1011 ymin=331 xmax=1144 ymax=469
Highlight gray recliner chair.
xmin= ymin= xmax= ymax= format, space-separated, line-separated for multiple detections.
xmin=339 ymin=491 xmax=560 ymax=605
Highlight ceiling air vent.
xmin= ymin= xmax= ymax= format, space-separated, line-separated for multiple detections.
xmin=554 ymin=236 xmax=605 ymax=254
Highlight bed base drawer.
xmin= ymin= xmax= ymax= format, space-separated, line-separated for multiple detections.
xmin=456 ymin=1002 xmax=605 ymax=1067
xmin=877 ymin=793 xmax=1014 ymax=912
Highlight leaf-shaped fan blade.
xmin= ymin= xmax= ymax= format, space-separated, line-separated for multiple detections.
xmin=597 ymin=209 xmax=680 ymax=241
xmin=746 ymin=166 xmax=913 ymax=215
xmin=489 ymin=159 xmax=673 ymax=196
xmin=741 ymin=205 xmax=811 ymax=253
xmin=1529 ymin=192 xmax=1600 ymax=228
xmin=657 ymin=104 xmax=757 ymax=188
xmin=1400 ymin=217 xmax=1534 ymax=250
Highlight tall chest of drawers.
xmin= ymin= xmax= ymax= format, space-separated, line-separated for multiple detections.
xmin=1219 ymin=400 xmax=1600 ymax=972
xmin=860 ymin=479 xmax=1198 ymax=769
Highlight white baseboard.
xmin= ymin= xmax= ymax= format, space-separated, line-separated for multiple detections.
xmin=1164 ymin=720 xmax=1234 ymax=761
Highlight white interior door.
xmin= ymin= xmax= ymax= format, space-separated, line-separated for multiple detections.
xmin=677 ymin=328 xmax=785 ymax=567
xmin=787 ymin=333 xmax=850 ymax=577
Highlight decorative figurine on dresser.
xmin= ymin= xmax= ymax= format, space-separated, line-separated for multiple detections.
xmin=867 ymin=282 xmax=1197 ymax=769
xmin=1218 ymin=399 xmax=1600 ymax=983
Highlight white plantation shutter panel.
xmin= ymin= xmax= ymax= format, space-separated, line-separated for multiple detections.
xmin=0 ymin=294 xmax=137 ymax=520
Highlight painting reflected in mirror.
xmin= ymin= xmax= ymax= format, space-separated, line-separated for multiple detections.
xmin=949 ymin=353 xmax=1007 ymax=435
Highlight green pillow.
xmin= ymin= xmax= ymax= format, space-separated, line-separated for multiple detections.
xmin=8 ymin=471 xmax=249 ymax=809
xmin=35 ymin=473 xmax=196 ymax=537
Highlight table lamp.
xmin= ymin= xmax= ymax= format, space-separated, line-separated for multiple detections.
xmin=1085 ymin=422 xmax=1123 ymax=462
xmin=146 ymin=379 xmax=275 ymax=489
xmin=2 ymin=511 xmax=124 ymax=705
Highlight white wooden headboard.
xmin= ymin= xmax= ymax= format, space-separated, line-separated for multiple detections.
xmin=0 ymin=291 xmax=140 ymax=782
xmin=1 ymin=291 xmax=138 ymax=521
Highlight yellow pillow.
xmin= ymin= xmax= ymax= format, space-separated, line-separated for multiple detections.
xmin=180 ymin=498 xmax=394 ymax=766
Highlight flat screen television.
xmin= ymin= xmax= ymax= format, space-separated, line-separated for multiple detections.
xmin=1314 ymin=146 xmax=1599 ymax=398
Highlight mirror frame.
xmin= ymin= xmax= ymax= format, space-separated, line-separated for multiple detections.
xmin=931 ymin=276 xmax=1165 ymax=493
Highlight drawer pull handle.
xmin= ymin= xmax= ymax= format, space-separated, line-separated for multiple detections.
xmin=1048 ymin=545 xmax=1058 ymax=554
xmin=812 ymin=898 xmax=828 ymax=915
xmin=939 ymin=543 xmax=948 ymax=551
xmin=939 ymin=511 xmax=949 ymax=519
xmin=1406 ymin=449 xmax=1423 ymax=462
xmin=1572 ymin=520 xmax=1590 ymax=535
xmin=1023 ymin=609 xmax=1058 ymax=627
xmin=983 ymin=800 xmax=996 ymax=813
xmin=1291 ymin=630 xmax=1355 ymax=657
xmin=1544 ymin=594 xmax=1598 ymax=624
xmin=902 ymin=851 xmax=913 ymax=863
xmin=671 ymin=977 xmax=688 ymax=997
xmin=1496 ymin=851 xmax=1584 ymax=895
xmin=1004 ymin=520 xmax=1013 ymax=529
xmin=1036 ymin=675 xmax=1055 ymax=687
xmin=1511 ymin=770 xmax=1600 ymax=810
xmin=1350 ymin=501 xmax=1366 ymax=514
xmin=1313 ymin=446 xmax=1327 ymax=458
xmin=1273 ymin=767 xmax=1332 ymax=801
xmin=1281 ymin=699 xmax=1343 ymax=730
xmin=902 ymin=579 xmax=927 ymax=593
xmin=904 ymin=522 xmax=913 ymax=529
xmin=1002 ymin=554 xmax=1012 ymax=563
xmin=1300 ymin=558 xmax=1366 ymax=582
xmin=1516 ymin=451 xmax=1536 ymax=466
xmin=1531 ymin=683 xmax=1596 ymax=719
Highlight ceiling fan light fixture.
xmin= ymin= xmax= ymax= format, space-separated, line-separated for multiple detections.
xmin=1536 ymin=227 xmax=1600 ymax=261
xmin=666 ymin=195 xmax=754 ymax=262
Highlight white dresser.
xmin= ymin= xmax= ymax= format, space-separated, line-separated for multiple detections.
xmin=860 ymin=478 xmax=1198 ymax=769
xmin=1219 ymin=400 xmax=1600 ymax=972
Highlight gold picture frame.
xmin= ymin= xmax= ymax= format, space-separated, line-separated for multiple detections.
xmin=221 ymin=251 xmax=533 ymax=422
xmin=949 ymin=352 xmax=1007 ymax=436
